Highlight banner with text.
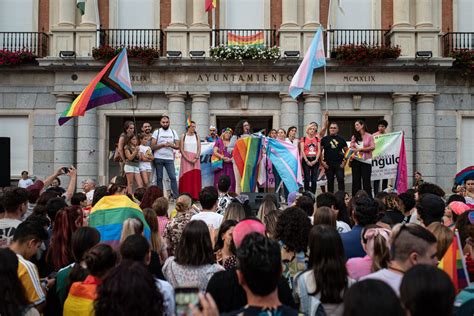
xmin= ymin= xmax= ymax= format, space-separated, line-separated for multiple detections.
xmin=370 ymin=131 xmax=404 ymax=180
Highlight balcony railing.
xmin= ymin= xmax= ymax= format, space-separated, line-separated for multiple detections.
xmin=98 ymin=29 xmax=164 ymax=55
xmin=442 ymin=32 xmax=473 ymax=56
xmin=327 ymin=29 xmax=390 ymax=54
xmin=212 ymin=29 xmax=278 ymax=48
xmin=0 ymin=32 xmax=49 ymax=57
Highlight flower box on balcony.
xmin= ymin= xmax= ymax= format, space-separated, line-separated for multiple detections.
xmin=332 ymin=44 xmax=401 ymax=65
xmin=0 ymin=50 xmax=37 ymax=66
xmin=210 ymin=45 xmax=281 ymax=62
xmin=450 ymin=49 xmax=473 ymax=73
xmin=92 ymin=46 xmax=160 ymax=65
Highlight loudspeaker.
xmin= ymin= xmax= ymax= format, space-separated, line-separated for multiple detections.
xmin=0 ymin=138 xmax=11 ymax=187
xmin=241 ymin=192 xmax=280 ymax=211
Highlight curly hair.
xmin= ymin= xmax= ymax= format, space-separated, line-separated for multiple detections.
xmin=353 ymin=197 xmax=378 ymax=227
xmin=275 ymin=207 xmax=311 ymax=253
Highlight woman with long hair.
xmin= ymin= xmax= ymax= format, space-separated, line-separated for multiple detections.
xmin=213 ymin=128 xmax=236 ymax=192
xmin=179 ymin=120 xmax=202 ymax=200
xmin=152 ymin=197 xmax=169 ymax=238
xmin=143 ymin=208 xmax=168 ymax=263
xmin=300 ymin=123 xmax=321 ymax=194
xmin=119 ymin=218 xmax=144 ymax=244
xmin=124 ymin=134 xmax=143 ymax=194
xmin=222 ymin=201 xmax=246 ymax=222
xmin=214 ymin=219 xmax=238 ymax=269
xmin=427 ymin=222 xmax=453 ymax=260
xmin=286 ymin=126 xmax=299 ymax=145
xmin=0 ymin=248 xmax=39 ymax=316
xmin=257 ymin=195 xmax=277 ymax=222
xmin=163 ymin=194 xmax=196 ymax=256
xmin=117 ymin=121 xmax=135 ymax=175
xmin=294 ymin=225 xmax=352 ymax=315
xmin=335 ymin=191 xmax=352 ymax=227
xmin=162 ymin=220 xmax=224 ymax=291
xmin=313 ymin=206 xmax=337 ymax=227
xmin=349 ymin=120 xmax=375 ymax=198
xmin=263 ymin=209 xmax=281 ymax=240
xmin=234 ymin=120 xmax=251 ymax=139
xmin=139 ymin=185 xmax=164 ymax=209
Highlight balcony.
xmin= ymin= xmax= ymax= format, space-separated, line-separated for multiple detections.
xmin=212 ymin=29 xmax=278 ymax=48
xmin=98 ymin=29 xmax=164 ymax=55
xmin=327 ymin=29 xmax=390 ymax=55
xmin=0 ymin=32 xmax=49 ymax=57
xmin=442 ymin=32 xmax=473 ymax=57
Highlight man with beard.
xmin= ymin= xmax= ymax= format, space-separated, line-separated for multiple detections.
xmin=141 ymin=121 xmax=153 ymax=145
xmin=151 ymin=116 xmax=179 ymax=198
xmin=320 ymin=122 xmax=348 ymax=193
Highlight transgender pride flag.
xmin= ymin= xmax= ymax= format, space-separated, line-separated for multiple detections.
xmin=289 ymin=27 xmax=326 ymax=99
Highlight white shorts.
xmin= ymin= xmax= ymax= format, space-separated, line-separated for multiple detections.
xmin=124 ymin=164 xmax=140 ymax=174
xmin=139 ymin=162 xmax=152 ymax=172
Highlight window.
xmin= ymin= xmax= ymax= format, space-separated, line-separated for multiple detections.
xmin=456 ymin=0 xmax=473 ymax=32
xmin=0 ymin=0 xmax=35 ymax=32
xmin=225 ymin=0 xmax=265 ymax=29
xmin=0 ymin=116 xmax=29 ymax=177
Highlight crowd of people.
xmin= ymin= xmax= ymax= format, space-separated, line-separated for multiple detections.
xmin=2 ymin=155 xmax=474 ymax=315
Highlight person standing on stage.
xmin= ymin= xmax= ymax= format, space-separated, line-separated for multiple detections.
xmin=151 ymin=115 xmax=180 ymax=199
xmin=300 ymin=123 xmax=321 ymax=194
xmin=179 ymin=121 xmax=201 ymax=200
xmin=141 ymin=121 xmax=153 ymax=144
xmin=350 ymin=120 xmax=375 ymax=198
xmin=286 ymin=126 xmax=299 ymax=145
xmin=206 ymin=125 xmax=219 ymax=142
xmin=373 ymin=119 xmax=389 ymax=195
xmin=321 ymin=122 xmax=348 ymax=193
xmin=213 ymin=128 xmax=236 ymax=193
xmin=117 ymin=121 xmax=135 ymax=175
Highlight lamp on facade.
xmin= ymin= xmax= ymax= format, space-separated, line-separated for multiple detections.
xmin=415 ymin=51 xmax=432 ymax=59
xmin=59 ymin=51 xmax=76 ymax=59
xmin=166 ymin=51 xmax=182 ymax=59
xmin=284 ymin=51 xmax=300 ymax=59
xmin=189 ymin=51 xmax=206 ymax=59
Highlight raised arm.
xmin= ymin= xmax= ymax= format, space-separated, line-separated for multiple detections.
xmin=64 ymin=166 xmax=77 ymax=201
xmin=318 ymin=111 xmax=329 ymax=138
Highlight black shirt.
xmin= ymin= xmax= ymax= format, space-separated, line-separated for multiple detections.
xmin=321 ymin=134 xmax=347 ymax=165
xmin=222 ymin=305 xmax=298 ymax=316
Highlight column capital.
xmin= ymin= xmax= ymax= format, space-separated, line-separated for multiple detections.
xmin=392 ymin=93 xmax=413 ymax=102
xmin=279 ymin=93 xmax=297 ymax=101
xmin=190 ymin=93 xmax=210 ymax=99
xmin=416 ymin=93 xmax=438 ymax=104
xmin=302 ymin=93 xmax=324 ymax=101
xmin=166 ymin=92 xmax=187 ymax=99
xmin=53 ymin=93 xmax=75 ymax=103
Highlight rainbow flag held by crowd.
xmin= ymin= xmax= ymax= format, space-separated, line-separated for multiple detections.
xmin=266 ymin=138 xmax=303 ymax=193
xmin=89 ymin=195 xmax=150 ymax=249
xmin=232 ymin=137 xmax=262 ymax=192
xmin=227 ymin=32 xmax=265 ymax=47
xmin=63 ymin=276 xmax=99 ymax=315
xmin=438 ymin=230 xmax=470 ymax=292
xmin=58 ymin=48 xmax=133 ymax=125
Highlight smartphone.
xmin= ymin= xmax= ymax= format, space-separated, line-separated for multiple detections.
xmin=62 ymin=167 xmax=69 ymax=174
xmin=175 ymin=287 xmax=200 ymax=316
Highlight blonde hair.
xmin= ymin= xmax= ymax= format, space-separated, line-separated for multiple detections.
xmin=152 ymin=197 xmax=169 ymax=217
xmin=223 ymin=202 xmax=246 ymax=222
xmin=362 ymin=225 xmax=391 ymax=272
xmin=313 ymin=206 xmax=336 ymax=227
xmin=264 ymin=209 xmax=281 ymax=240
xmin=257 ymin=198 xmax=277 ymax=222
xmin=305 ymin=122 xmax=318 ymax=134
xmin=120 ymin=218 xmax=144 ymax=244
xmin=427 ymin=222 xmax=453 ymax=260
xmin=175 ymin=195 xmax=192 ymax=213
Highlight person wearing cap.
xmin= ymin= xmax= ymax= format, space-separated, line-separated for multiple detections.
xmin=416 ymin=193 xmax=446 ymax=227
xmin=206 ymin=125 xmax=219 ymax=142
xmin=0 ymin=187 xmax=28 ymax=248
xmin=444 ymin=201 xmax=470 ymax=229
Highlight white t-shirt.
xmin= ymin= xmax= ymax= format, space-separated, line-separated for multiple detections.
xmin=139 ymin=145 xmax=153 ymax=170
xmin=336 ymin=220 xmax=351 ymax=233
xmin=85 ymin=190 xmax=95 ymax=206
xmin=0 ymin=218 xmax=22 ymax=248
xmin=19 ymin=178 xmax=34 ymax=188
xmin=183 ymin=134 xmax=198 ymax=153
xmin=360 ymin=268 xmax=403 ymax=296
xmin=152 ymin=128 xmax=179 ymax=160
xmin=191 ymin=211 xmax=224 ymax=230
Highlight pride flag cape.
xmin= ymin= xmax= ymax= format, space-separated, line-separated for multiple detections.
xmin=232 ymin=137 xmax=263 ymax=192
xmin=438 ymin=230 xmax=470 ymax=292
xmin=394 ymin=133 xmax=408 ymax=193
xmin=88 ymin=195 xmax=150 ymax=248
xmin=455 ymin=166 xmax=474 ymax=185
xmin=63 ymin=276 xmax=99 ymax=315
xmin=228 ymin=32 xmax=264 ymax=47
xmin=58 ymin=48 xmax=133 ymax=125
xmin=266 ymin=138 xmax=303 ymax=193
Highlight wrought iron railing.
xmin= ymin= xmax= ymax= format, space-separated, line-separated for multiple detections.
xmin=98 ymin=29 xmax=164 ymax=54
xmin=0 ymin=32 xmax=49 ymax=57
xmin=327 ymin=29 xmax=390 ymax=53
xmin=212 ymin=29 xmax=278 ymax=48
xmin=442 ymin=32 xmax=473 ymax=56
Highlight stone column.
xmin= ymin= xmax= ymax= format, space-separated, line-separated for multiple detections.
xmin=192 ymin=0 xmax=208 ymax=27
xmin=77 ymin=108 xmax=98 ymax=188
xmin=415 ymin=0 xmax=433 ymax=28
xmin=167 ymin=0 xmax=189 ymax=56
xmin=393 ymin=0 xmax=411 ymax=27
xmin=391 ymin=0 xmax=416 ymax=57
xmin=52 ymin=0 xmax=76 ymax=56
xmin=281 ymin=0 xmax=298 ymax=27
xmin=415 ymin=94 xmax=436 ymax=183
xmin=170 ymin=0 xmax=187 ymax=27
xmin=76 ymin=0 xmax=98 ymax=57
xmin=392 ymin=93 xmax=414 ymax=182
xmin=167 ymin=93 xmax=187 ymax=137
xmin=54 ymin=94 xmax=75 ymax=187
xmin=280 ymin=94 xmax=299 ymax=133
xmin=414 ymin=0 xmax=439 ymax=56
xmin=58 ymin=0 xmax=76 ymax=26
xmin=303 ymin=94 xmax=323 ymax=130
xmin=80 ymin=0 xmax=99 ymax=26
xmin=191 ymin=94 xmax=210 ymax=140
xmin=280 ymin=0 xmax=301 ymax=56
xmin=303 ymin=0 xmax=319 ymax=28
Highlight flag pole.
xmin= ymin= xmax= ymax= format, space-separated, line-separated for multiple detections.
xmin=212 ymin=7 xmax=216 ymax=47
xmin=323 ymin=46 xmax=328 ymax=112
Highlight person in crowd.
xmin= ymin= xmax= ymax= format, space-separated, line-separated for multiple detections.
xmin=444 ymin=201 xmax=470 ymax=229
xmin=427 ymin=222 xmax=453 ymax=260
xmin=152 ymin=197 xmax=169 ymax=238
xmin=382 ymin=193 xmax=406 ymax=226
xmin=163 ymin=194 xmax=196 ymax=256
xmin=234 ymin=120 xmax=252 ymax=139
xmin=257 ymin=195 xmax=278 ymax=222
xmin=263 ymin=209 xmax=281 ymax=240
xmin=0 ymin=187 xmax=28 ymax=248
xmin=141 ymin=121 xmax=153 ymax=138
xmin=217 ymin=175 xmax=233 ymax=215
xmin=179 ymin=120 xmax=202 ymax=200
xmin=119 ymin=234 xmax=175 ymax=315
xmin=300 ymin=123 xmax=321 ymax=194
xmin=285 ymin=126 xmax=298 ymax=145
xmin=81 ymin=178 xmax=96 ymax=206
xmin=151 ymin=115 xmax=180 ymax=199
xmin=316 ymin=192 xmax=352 ymax=233
xmin=268 ymin=129 xmax=277 ymax=139
xmin=123 ymin=133 xmax=143 ymax=193
xmin=334 ymin=191 xmax=352 ymax=227
xmin=138 ymin=133 xmax=154 ymax=187
xmin=341 ymin=197 xmax=378 ymax=259
xmin=133 ymin=187 xmax=146 ymax=204
xmin=48 ymin=177 xmax=66 ymax=195
xmin=63 ymin=244 xmax=117 ymax=315
xmin=465 ymin=176 xmax=474 ymax=205
xmin=90 ymin=185 xmax=109 ymax=207
xmin=9 ymin=220 xmax=51 ymax=312
xmin=321 ymin=122 xmax=348 ymax=193
xmin=295 ymin=195 xmax=314 ymax=219
xmin=213 ymin=128 xmax=236 ymax=192
xmin=214 ymin=219 xmax=238 ymax=269
xmin=162 ymin=220 xmax=224 ymax=291
xmin=206 ymin=125 xmax=219 ymax=142
xmin=119 ymin=218 xmax=143 ymax=244
xmin=18 ymin=170 xmax=34 ymax=188
xmin=71 ymin=192 xmax=87 ymax=208
xmin=192 ymin=186 xmax=223 ymax=230
xmin=398 ymin=192 xmax=416 ymax=223
xmin=372 ymin=119 xmax=389 ymax=195
xmin=313 ymin=206 xmax=336 ymax=227
xmin=416 ymin=193 xmax=445 ymax=227
xmin=222 ymin=201 xmax=246 ymax=222
xmin=139 ymin=185 xmax=163 ymax=209
xmin=446 ymin=192 xmax=466 ymax=205
xmin=349 ymin=120 xmax=375 ymax=198
xmin=346 ymin=225 xmax=391 ymax=280
xmin=361 ymin=223 xmax=438 ymax=295
xmin=224 ymin=233 xmax=298 ymax=315
xmin=400 ymin=265 xmax=455 ymax=316
xmin=0 ymin=248 xmax=40 ymax=316
xmin=272 ymin=128 xmax=288 ymax=199
xmin=117 ymin=120 xmax=136 ymax=174
xmin=343 ymin=279 xmax=404 ymax=316
xmin=275 ymin=207 xmax=311 ymax=289
xmin=143 ymin=207 xmax=168 ymax=263
xmin=413 ymin=171 xmax=424 ymax=189
xmin=294 ymin=225 xmax=352 ymax=315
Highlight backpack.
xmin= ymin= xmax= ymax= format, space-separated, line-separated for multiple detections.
xmin=295 ymin=272 xmax=327 ymax=316
xmin=454 ymin=285 xmax=474 ymax=316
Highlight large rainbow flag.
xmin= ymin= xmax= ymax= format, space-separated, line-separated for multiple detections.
xmin=438 ymin=230 xmax=470 ymax=293
xmin=266 ymin=138 xmax=303 ymax=193
xmin=63 ymin=275 xmax=99 ymax=315
xmin=88 ymin=195 xmax=150 ymax=249
xmin=227 ymin=32 xmax=265 ymax=47
xmin=58 ymin=48 xmax=133 ymax=125
xmin=232 ymin=136 xmax=262 ymax=192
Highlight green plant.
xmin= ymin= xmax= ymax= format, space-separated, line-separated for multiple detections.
xmin=210 ymin=45 xmax=281 ymax=62
xmin=92 ymin=46 xmax=160 ymax=65
xmin=332 ymin=44 xmax=401 ymax=65
xmin=449 ymin=49 xmax=473 ymax=74
xmin=0 ymin=50 xmax=36 ymax=66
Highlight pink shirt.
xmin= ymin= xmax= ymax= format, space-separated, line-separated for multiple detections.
xmin=346 ymin=255 xmax=373 ymax=280
xmin=157 ymin=216 xmax=169 ymax=238
xmin=350 ymin=132 xmax=375 ymax=161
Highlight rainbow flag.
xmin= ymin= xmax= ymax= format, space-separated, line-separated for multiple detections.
xmin=58 ymin=48 xmax=133 ymax=126
xmin=205 ymin=0 xmax=216 ymax=12
xmin=228 ymin=32 xmax=264 ymax=47
xmin=438 ymin=230 xmax=470 ymax=292
xmin=63 ymin=275 xmax=99 ymax=315
xmin=89 ymin=195 xmax=150 ymax=249
xmin=266 ymin=138 xmax=303 ymax=193
xmin=232 ymin=137 xmax=262 ymax=192
xmin=185 ymin=115 xmax=192 ymax=130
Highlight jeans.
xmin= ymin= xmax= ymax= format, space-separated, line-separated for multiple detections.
xmin=302 ymin=157 xmax=319 ymax=194
xmin=351 ymin=159 xmax=372 ymax=198
xmin=326 ymin=163 xmax=345 ymax=193
xmin=373 ymin=178 xmax=389 ymax=195
xmin=154 ymin=158 xmax=179 ymax=198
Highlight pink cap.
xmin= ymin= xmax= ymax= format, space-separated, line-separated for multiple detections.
xmin=449 ymin=201 xmax=470 ymax=216
xmin=232 ymin=219 xmax=266 ymax=248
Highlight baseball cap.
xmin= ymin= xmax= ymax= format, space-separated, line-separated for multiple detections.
xmin=232 ymin=219 xmax=266 ymax=248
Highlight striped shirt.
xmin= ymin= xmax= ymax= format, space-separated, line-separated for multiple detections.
xmin=17 ymin=254 xmax=46 ymax=306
